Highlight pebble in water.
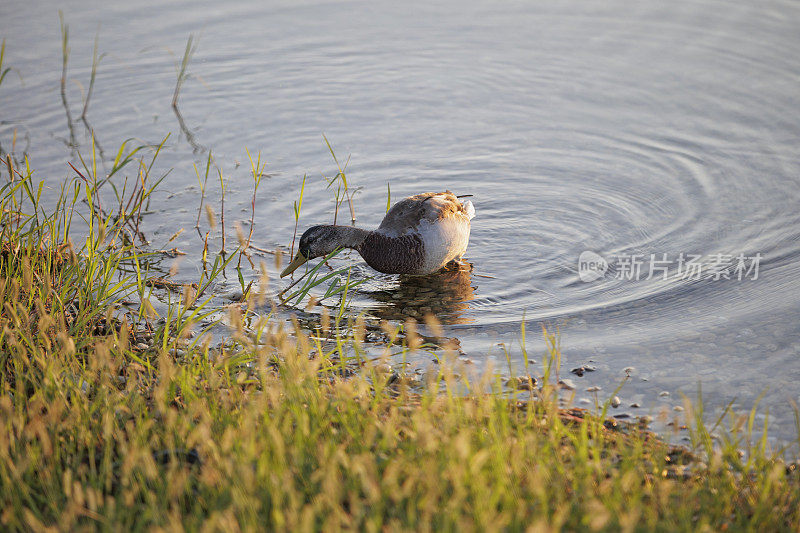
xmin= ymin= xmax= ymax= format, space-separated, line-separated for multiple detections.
xmin=374 ymin=363 xmax=392 ymax=375
xmin=558 ymin=379 xmax=576 ymax=390
xmin=506 ymin=375 xmax=537 ymax=390
xmin=610 ymin=396 xmax=621 ymax=408
xmin=570 ymin=365 xmax=596 ymax=377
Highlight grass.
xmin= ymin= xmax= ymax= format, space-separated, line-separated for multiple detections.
xmin=323 ymin=134 xmax=356 ymax=226
xmin=172 ymin=35 xmax=198 ymax=109
xmin=0 ymin=39 xmax=13 ymax=93
xmin=80 ymin=27 xmax=104 ymax=121
xmin=290 ymin=173 xmax=306 ymax=261
xmin=58 ymin=12 xmax=77 ymax=150
xmin=238 ymin=148 xmax=268 ymax=269
xmin=0 ymin=154 xmax=799 ymax=531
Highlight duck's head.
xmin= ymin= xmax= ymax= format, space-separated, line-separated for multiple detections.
xmin=280 ymin=225 xmax=343 ymax=278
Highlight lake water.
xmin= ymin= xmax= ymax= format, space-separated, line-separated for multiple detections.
xmin=3 ymin=0 xmax=800 ymax=445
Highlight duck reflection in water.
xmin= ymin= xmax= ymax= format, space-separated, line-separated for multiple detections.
xmin=364 ymin=263 xmax=476 ymax=325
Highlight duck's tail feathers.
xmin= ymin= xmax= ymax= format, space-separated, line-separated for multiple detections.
xmin=461 ymin=199 xmax=475 ymax=220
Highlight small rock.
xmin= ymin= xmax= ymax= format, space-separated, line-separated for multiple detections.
xmin=558 ymin=379 xmax=576 ymax=390
xmin=613 ymin=413 xmax=631 ymax=419
xmin=390 ymin=373 xmax=418 ymax=386
xmin=659 ymin=391 xmax=670 ymax=397
xmin=630 ymin=402 xmax=641 ymax=408
xmin=610 ymin=396 xmax=621 ymax=408
xmin=507 ymin=376 xmax=537 ymax=390
xmin=570 ymin=365 xmax=596 ymax=377
xmin=673 ymin=406 xmax=684 ymax=412
xmin=135 ymin=343 xmax=149 ymax=350
xmin=374 ymin=363 xmax=392 ymax=374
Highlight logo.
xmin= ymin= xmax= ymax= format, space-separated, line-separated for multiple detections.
xmin=578 ymin=251 xmax=608 ymax=282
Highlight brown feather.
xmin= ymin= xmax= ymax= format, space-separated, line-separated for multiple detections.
xmin=378 ymin=191 xmax=469 ymax=236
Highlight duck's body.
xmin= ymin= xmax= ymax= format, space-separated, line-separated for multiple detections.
xmin=280 ymin=191 xmax=475 ymax=277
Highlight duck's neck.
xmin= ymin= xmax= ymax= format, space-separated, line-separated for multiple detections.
xmin=326 ymin=225 xmax=370 ymax=251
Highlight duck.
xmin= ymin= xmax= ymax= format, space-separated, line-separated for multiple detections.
xmin=280 ymin=191 xmax=475 ymax=277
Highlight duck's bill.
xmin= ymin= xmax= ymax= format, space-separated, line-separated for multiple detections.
xmin=280 ymin=251 xmax=308 ymax=278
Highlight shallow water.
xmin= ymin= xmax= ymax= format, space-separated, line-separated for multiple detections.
xmin=3 ymin=0 xmax=800 ymax=443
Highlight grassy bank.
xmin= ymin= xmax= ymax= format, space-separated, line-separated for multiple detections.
xmin=1 ymin=156 xmax=799 ymax=532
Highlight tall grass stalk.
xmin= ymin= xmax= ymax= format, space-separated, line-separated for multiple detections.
xmin=58 ymin=11 xmax=77 ymax=149
xmin=194 ymin=151 xmax=212 ymax=229
xmin=58 ymin=11 xmax=69 ymax=96
xmin=80 ymin=27 xmax=104 ymax=121
xmin=0 ymin=39 xmax=11 ymax=92
xmin=172 ymin=34 xmax=197 ymax=108
xmin=290 ymin=173 xmax=306 ymax=261
xmin=217 ymin=166 xmax=226 ymax=254
xmin=239 ymin=148 xmax=266 ymax=268
xmin=323 ymin=134 xmax=355 ymax=225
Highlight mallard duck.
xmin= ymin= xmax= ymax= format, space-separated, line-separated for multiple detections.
xmin=280 ymin=191 xmax=475 ymax=277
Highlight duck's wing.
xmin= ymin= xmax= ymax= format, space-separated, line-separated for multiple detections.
xmin=378 ymin=191 xmax=474 ymax=237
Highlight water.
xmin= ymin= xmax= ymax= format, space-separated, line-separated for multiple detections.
xmin=3 ymin=0 xmax=800 ymax=443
